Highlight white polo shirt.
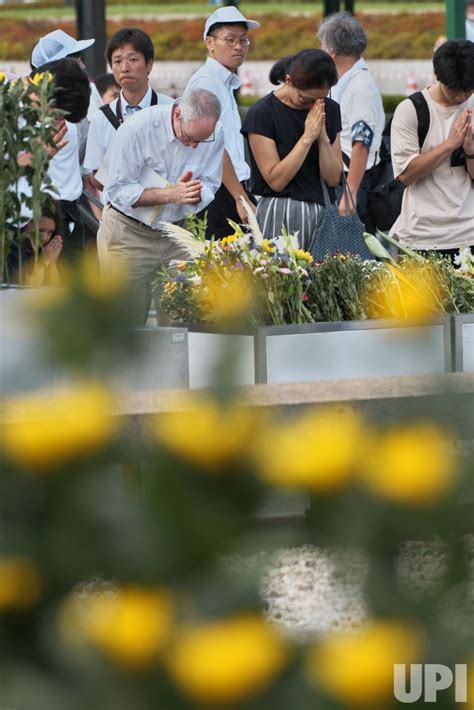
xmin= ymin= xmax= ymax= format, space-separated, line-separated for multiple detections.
xmin=105 ymin=103 xmax=225 ymax=228
xmin=185 ymin=57 xmax=250 ymax=181
xmin=84 ymin=87 xmax=173 ymax=173
xmin=331 ymin=58 xmax=385 ymax=171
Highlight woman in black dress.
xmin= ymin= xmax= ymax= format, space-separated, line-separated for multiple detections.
xmin=241 ymin=49 xmax=342 ymax=248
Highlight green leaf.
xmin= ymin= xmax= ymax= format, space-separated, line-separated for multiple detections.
xmin=364 ymin=232 xmax=396 ymax=263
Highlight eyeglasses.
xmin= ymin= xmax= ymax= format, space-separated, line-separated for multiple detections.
xmin=179 ymin=115 xmax=215 ymax=144
xmin=214 ymin=35 xmax=251 ymax=48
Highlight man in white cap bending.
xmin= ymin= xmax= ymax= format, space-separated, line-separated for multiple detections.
xmin=184 ymin=6 xmax=260 ymax=239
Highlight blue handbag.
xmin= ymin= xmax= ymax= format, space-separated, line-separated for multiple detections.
xmin=309 ymin=175 xmax=374 ymax=261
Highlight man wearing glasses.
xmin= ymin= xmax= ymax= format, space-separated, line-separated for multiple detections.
xmin=184 ymin=6 xmax=260 ymax=239
xmin=97 ymin=89 xmax=224 ymax=323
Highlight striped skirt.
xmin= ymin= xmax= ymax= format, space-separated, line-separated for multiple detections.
xmin=256 ymin=196 xmax=323 ymax=251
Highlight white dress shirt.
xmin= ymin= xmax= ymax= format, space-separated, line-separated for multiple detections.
xmin=83 ymin=87 xmax=173 ymax=172
xmin=105 ymin=103 xmax=225 ymax=228
xmin=48 ymin=121 xmax=83 ymax=201
xmin=185 ymin=57 xmax=250 ymax=181
xmin=331 ymin=58 xmax=385 ymax=171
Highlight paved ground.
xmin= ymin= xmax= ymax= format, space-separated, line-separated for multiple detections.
xmin=1 ymin=58 xmax=433 ymax=96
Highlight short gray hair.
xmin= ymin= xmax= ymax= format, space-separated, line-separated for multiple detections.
xmin=318 ymin=12 xmax=368 ymax=58
xmin=179 ymin=88 xmax=221 ymax=123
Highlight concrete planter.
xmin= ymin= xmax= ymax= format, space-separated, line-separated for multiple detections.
xmin=452 ymin=313 xmax=474 ymax=373
xmin=186 ymin=318 xmax=453 ymax=388
xmin=0 ymin=288 xmax=189 ymax=395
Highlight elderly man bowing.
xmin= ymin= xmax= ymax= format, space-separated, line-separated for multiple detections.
xmin=98 ymin=88 xmax=223 ymax=322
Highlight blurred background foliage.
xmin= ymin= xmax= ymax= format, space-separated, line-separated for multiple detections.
xmin=0 ymin=255 xmax=473 ymax=709
xmin=0 ymin=12 xmax=444 ymax=61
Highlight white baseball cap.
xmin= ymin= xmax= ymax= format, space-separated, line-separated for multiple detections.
xmin=31 ymin=30 xmax=95 ymax=69
xmin=203 ymin=7 xmax=260 ymax=40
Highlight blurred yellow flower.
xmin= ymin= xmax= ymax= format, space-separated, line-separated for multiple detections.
xmin=253 ymin=407 xmax=366 ymax=491
xmin=199 ymin=266 xmax=253 ymax=323
xmin=167 ymin=614 xmax=287 ymax=704
xmin=0 ymin=557 xmax=43 ymax=611
xmin=362 ymin=423 xmax=457 ymax=504
xmin=291 ymin=248 xmax=313 ymax=264
xmin=307 ymin=621 xmax=422 ymax=705
xmin=0 ymin=72 xmax=7 ymax=83
xmin=461 ymin=660 xmax=474 ymax=707
xmin=365 ymin=262 xmax=442 ymax=321
xmin=59 ymin=586 xmax=173 ymax=669
xmin=261 ymin=239 xmax=276 ymax=254
xmin=80 ymin=248 xmax=125 ymax=297
xmin=152 ymin=395 xmax=254 ymax=470
xmin=1 ymin=383 xmax=119 ymax=471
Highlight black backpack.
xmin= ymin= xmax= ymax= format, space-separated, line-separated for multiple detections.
xmin=366 ymin=91 xmax=430 ymax=234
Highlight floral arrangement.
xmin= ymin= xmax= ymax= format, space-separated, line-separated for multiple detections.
xmin=153 ymin=211 xmax=474 ymax=327
xmin=0 ymin=70 xmax=62 ymax=284
xmin=153 ymin=213 xmax=315 ymax=326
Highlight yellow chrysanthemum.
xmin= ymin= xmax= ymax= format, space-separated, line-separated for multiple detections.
xmin=253 ymin=407 xmax=366 ymax=491
xmin=291 ymin=248 xmax=313 ymax=264
xmin=220 ymin=234 xmax=238 ymax=247
xmin=167 ymin=614 xmax=287 ymax=704
xmin=1 ymin=383 xmax=119 ymax=472
xmin=261 ymin=239 xmax=276 ymax=254
xmin=362 ymin=423 xmax=457 ymax=504
xmin=199 ymin=266 xmax=253 ymax=323
xmin=29 ymin=71 xmax=53 ymax=87
xmin=59 ymin=586 xmax=173 ymax=669
xmin=307 ymin=621 xmax=423 ymax=705
xmin=152 ymin=395 xmax=254 ymax=470
xmin=80 ymin=248 xmax=125 ymax=297
xmin=0 ymin=557 xmax=43 ymax=611
xmin=366 ymin=262 xmax=442 ymax=321
xmin=163 ymin=281 xmax=178 ymax=294
xmin=0 ymin=72 xmax=7 ymax=83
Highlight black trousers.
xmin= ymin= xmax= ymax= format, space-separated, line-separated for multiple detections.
xmin=59 ymin=199 xmax=85 ymax=263
xmin=197 ymin=182 xmax=256 ymax=240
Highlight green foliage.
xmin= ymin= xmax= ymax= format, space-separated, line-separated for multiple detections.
xmin=306 ymin=254 xmax=368 ymax=323
xmin=0 ymin=72 xmax=62 ymax=283
xmin=0 ymin=12 xmax=445 ymax=61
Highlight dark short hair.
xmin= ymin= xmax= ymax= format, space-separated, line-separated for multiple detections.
xmin=95 ymin=72 xmax=120 ymax=98
xmin=105 ymin=28 xmax=154 ymax=66
xmin=30 ymin=57 xmax=91 ymax=123
xmin=433 ymin=39 xmax=474 ymax=92
xmin=269 ymin=48 xmax=338 ymax=91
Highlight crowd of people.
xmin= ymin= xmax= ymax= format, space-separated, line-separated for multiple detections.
xmin=5 ymin=7 xmax=474 ymax=321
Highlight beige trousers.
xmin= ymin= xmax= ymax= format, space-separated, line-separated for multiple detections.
xmin=97 ymin=205 xmax=188 ymax=323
